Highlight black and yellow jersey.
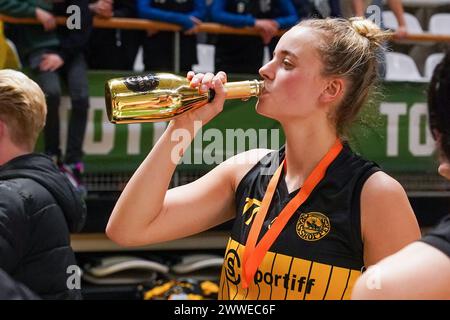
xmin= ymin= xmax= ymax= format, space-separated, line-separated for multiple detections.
xmin=219 ymin=144 xmax=379 ymax=300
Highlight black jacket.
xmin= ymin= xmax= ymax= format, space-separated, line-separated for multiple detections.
xmin=53 ymin=0 xmax=93 ymax=62
xmin=0 ymin=268 xmax=40 ymax=300
xmin=0 ymin=153 xmax=86 ymax=300
xmin=1 ymin=0 xmax=92 ymax=62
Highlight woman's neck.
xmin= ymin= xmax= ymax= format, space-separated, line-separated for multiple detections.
xmin=281 ymin=119 xmax=338 ymax=193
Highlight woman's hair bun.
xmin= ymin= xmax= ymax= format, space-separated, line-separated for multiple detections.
xmin=350 ymin=17 xmax=392 ymax=47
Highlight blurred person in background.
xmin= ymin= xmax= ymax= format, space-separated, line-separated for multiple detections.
xmin=0 ymin=0 xmax=93 ymax=196
xmin=137 ymin=0 xmax=207 ymax=73
xmin=352 ymin=53 xmax=450 ymax=300
xmin=289 ymin=0 xmax=342 ymax=21
xmin=87 ymin=0 xmax=144 ymax=70
xmin=341 ymin=0 xmax=407 ymax=39
xmin=210 ymin=0 xmax=298 ymax=74
xmin=0 ymin=70 xmax=86 ymax=299
xmin=340 ymin=0 xmax=407 ymax=78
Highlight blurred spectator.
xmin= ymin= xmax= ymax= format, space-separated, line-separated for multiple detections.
xmin=210 ymin=0 xmax=298 ymax=75
xmin=309 ymin=0 xmax=341 ymax=18
xmin=87 ymin=0 xmax=144 ymax=70
xmin=0 ymin=0 xmax=93 ymax=196
xmin=289 ymin=0 xmax=341 ymax=21
xmin=0 ymin=69 xmax=86 ymax=299
xmin=290 ymin=0 xmax=314 ymax=19
xmin=137 ymin=0 xmax=207 ymax=72
xmin=341 ymin=0 xmax=407 ymax=39
xmin=0 ymin=268 xmax=40 ymax=300
xmin=339 ymin=0 xmax=406 ymax=78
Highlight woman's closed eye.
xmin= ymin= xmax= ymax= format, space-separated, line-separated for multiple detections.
xmin=282 ymin=59 xmax=294 ymax=70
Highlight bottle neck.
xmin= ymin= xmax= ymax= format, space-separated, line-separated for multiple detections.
xmin=223 ymin=80 xmax=264 ymax=100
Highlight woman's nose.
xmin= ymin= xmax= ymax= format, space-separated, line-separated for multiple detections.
xmin=259 ymin=60 xmax=274 ymax=81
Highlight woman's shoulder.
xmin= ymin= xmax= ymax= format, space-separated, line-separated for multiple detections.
xmin=361 ymin=171 xmax=406 ymax=198
xmin=360 ymin=171 xmax=411 ymax=216
xmin=222 ymin=148 xmax=276 ymax=192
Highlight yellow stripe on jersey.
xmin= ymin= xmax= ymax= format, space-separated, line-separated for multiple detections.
xmin=285 ymin=255 xmax=312 ymax=300
xmin=305 ymin=262 xmax=333 ymax=300
xmin=323 ymin=266 xmax=351 ymax=300
xmin=244 ymin=250 xmax=273 ymax=300
xmin=219 ymin=238 xmax=361 ymax=300
xmin=342 ymin=270 xmax=361 ymax=300
xmin=266 ymin=253 xmax=293 ymax=300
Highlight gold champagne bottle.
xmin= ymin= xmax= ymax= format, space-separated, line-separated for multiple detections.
xmin=105 ymin=73 xmax=264 ymax=124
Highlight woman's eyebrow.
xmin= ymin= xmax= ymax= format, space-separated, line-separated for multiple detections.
xmin=273 ymin=49 xmax=298 ymax=59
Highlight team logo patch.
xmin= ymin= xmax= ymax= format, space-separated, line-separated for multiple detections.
xmin=296 ymin=212 xmax=331 ymax=241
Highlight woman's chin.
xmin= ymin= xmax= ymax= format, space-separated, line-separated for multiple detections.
xmin=255 ymin=101 xmax=273 ymax=119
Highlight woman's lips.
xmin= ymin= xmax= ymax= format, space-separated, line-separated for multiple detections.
xmin=261 ymin=87 xmax=270 ymax=95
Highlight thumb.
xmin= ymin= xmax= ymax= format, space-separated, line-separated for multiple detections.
xmin=213 ymin=78 xmax=226 ymax=102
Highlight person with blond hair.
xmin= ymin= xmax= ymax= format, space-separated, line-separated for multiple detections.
xmin=107 ymin=18 xmax=420 ymax=300
xmin=0 ymin=70 xmax=86 ymax=299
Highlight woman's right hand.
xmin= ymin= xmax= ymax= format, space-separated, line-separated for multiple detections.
xmin=171 ymin=71 xmax=228 ymax=132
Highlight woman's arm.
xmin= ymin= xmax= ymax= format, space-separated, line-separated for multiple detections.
xmin=210 ymin=0 xmax=255 ymax=27
xmin=352 ymin=241 xmax=450 ymax=299
xmin=274 ymin=0 xmax=298 ymax=29
xmin=189 ymin=0 xmax=207 ymax=21
xmin=106 ymin=72 xmax=271 ymax=247
xmin=107 ymin=127 xmax=270 ymax=247
xmin=387 ymin=0 xmax=407 ymax=38
xmin=351 ymin=0 xmax=365 ymax=17
xmin=387 ymin=0 xmax=406 ymax=29
xmin=136 ymin=0 xmax=194 ymax=30
xmin=360 ymin=172 xmax=421 ymax=266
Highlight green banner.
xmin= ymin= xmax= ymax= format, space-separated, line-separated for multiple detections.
xmin=36 ymin=72 xmax=437 ymax=175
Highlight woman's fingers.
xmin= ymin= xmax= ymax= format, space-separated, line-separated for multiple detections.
xmin=188 ymin=71 xmax=228 ymax=93
xmin=186 ymin=71 xmax=195 ymax=81
xmin=189 ymin=72 xmax=204 ymax=87
xmin=212 ymin=77 xmax=226 ymax=102
xmin=213 ymin=71 xmax=227 ymax=84
xmin=200 ymin=73 xmax=215 ymax=92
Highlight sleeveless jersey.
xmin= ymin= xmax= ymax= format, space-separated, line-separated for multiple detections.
xmin=219 ymin=144 xmax=379 ymax=300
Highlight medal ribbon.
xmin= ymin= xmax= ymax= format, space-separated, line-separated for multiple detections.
xmin=241 ymin=139 xmax=343 ymax=288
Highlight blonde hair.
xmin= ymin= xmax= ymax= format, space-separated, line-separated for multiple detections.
xmin=298 ymin=17 xmax=392 ymax=135
xmin=0 ymin=69 xmax=47 ymax=150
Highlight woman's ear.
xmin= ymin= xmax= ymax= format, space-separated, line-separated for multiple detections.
xmin=320 ymin=78 xmax=345 ymax=105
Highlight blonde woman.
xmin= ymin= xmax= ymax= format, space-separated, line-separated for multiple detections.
xmin=107 ymin=18 xmax=420 ymax=300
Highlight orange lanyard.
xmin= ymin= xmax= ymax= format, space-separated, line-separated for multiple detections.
xmin=241 ymin=139 xmax=343 ymax=289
